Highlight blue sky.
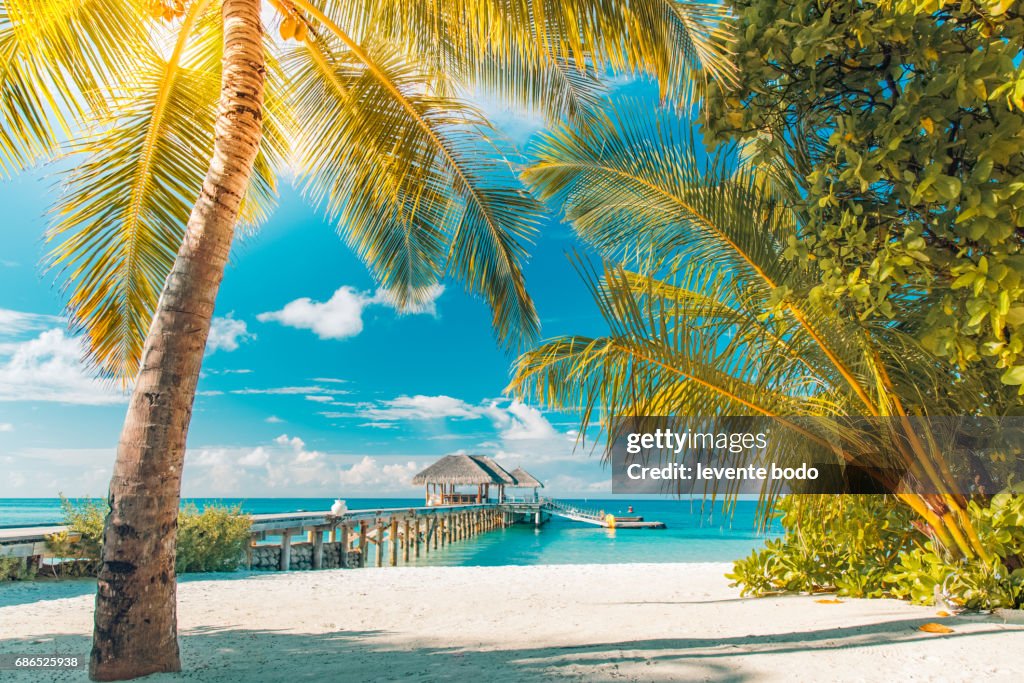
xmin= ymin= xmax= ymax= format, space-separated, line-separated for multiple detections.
xmin=0 ymin=94 xmax=635 ymax=500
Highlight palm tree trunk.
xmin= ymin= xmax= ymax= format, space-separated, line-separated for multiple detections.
xmin=89 ymin=1 xmax=264 ymax=679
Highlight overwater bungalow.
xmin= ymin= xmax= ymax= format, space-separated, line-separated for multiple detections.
xmin=508 ymin=467 xmax=544 ymax=502
xmin=412 ymin=454 xmax=518 ymax=505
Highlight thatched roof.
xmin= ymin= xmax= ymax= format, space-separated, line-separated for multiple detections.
xmin=509 ymin=467 xmax=544 ymax=488
xmin=473 ymin=455 xmax=516 ymax=485
xmin=412 ymin=454 xmax=515 ymax=486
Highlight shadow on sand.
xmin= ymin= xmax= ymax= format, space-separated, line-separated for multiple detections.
xmin=0 ymin=614 xmax=1012 ymax=682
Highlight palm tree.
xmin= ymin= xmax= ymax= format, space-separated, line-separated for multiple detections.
xmin=0 ymin=0 xmax=732 ymax=678
xmin=509 ymin=103 xmax=1009 ymax=567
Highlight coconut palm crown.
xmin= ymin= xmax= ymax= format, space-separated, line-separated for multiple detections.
xmin=2 ymin=0 xmax=733 ymax=377
xmin=510 ymin=102 xmax=1007 ymax=562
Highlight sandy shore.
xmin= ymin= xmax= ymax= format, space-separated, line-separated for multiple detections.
xmin=1 ymin=563 xmax=1022 ymax=682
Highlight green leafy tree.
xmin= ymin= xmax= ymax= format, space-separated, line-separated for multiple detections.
xmin=702 ymin=0 xmax=1024 ymax=391
xmin=0 ymin=0 xmax=732 ymax=678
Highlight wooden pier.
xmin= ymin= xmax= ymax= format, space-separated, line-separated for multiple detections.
xmin=0 ymin=502 xmax=543 ymax=573
xmin=1 ymin=498 xmax=664 ymax=573
xmin=246 ymin=502 xmax=532 ymax=570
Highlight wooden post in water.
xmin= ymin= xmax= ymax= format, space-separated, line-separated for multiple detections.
xmin=313 ymin=527 xmax=324 ymax=570
xmin=415 ymin=517 xmax=421 ymax=558
xmin=390 ymin=518 xmax=399 ymax=567
xmin=280 ymin=530 xmax=292 ymax=571
xmin=403 ymin=518 xmax=411 ymax=562
xmin=340 ymin=524 xmax=350 ymax=568
xmin=440 ymin=516 xmax=446 ymax=548
xmin=376 ymin=519 xmax=385 ymax=568
xmin=358 ymin=523 xmax=367 ymax=568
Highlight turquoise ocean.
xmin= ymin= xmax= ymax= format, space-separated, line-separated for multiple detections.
xmin=0 ymin=498 xmax=778 ymax=566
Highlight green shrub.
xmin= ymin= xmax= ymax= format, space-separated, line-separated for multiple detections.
xmin=47 ymin=497 xmax=251 ymax=577
xmin=44 ymin=495 xmax=107 ymax=577
xmin=885 ymin=494 xmax=1024 ymax=609
xmin=174 ymin=504 xmax=251 ymax=573
xmin=60 ymin=494 xmax=106 ymax=545
xmin=0 ymin=555 xmax=36 ymax=581
xmin=729 ymin=495 xmax=919 ymax=598
xmin=729 ymin=494 xmax=1024 ymax=610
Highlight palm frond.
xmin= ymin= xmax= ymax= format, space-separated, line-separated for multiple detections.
xmin=0 ymin=0 xmax=148 ymax=175
xmin=46 ymin=1 xmax=286 ymax=380
xmin=343 ymin=0 xmax=735 ymax=111
xmin=508 ymin=262 xmax=852 ymax=489
xmin=525 ymin=101 xmax=883 ymax=412
xmin=286 ymin=3 xmax=543 ymax=345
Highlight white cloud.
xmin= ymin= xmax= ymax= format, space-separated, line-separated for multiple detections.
xmin=0 ymin=422 xmax=12 ymax=432
xmin=497 ymin=400 xmax=561 ymax=441
xmin=342 ymin=396 xmax=559 ymax=443
xmin=232 ymin=385 xmax=341 ymax=396
xmin=0 ymin=447 xmax=113 ymax=497
xmin=0 ymin=309 xmax=62 ymax=337
xmin=305 ymin=395 xmax=334 ymax=403
xmin=312 ymin=377 xmax=347 ymax=384
xmin=467 ymin=89 xmax=548 ymax=146
xmin=207 ymin=316 xmax=253 ymax=353
xmin=265 ymin=415 xmax=284 ymax=423
xmin=0 ymin=329 xmax=126 ymax=404
xmin=357 ymin=394 xmax=492 ymax=421
xmin=257 ymin=284 xmax=444 ymax=340
xmin=337 ymin=456 xmax=420 ymax=489
xmin=359 ymin=422 xmax=396 ymax=429
xmin=180 ymin=434 xmax=427 ymax=496
xmin=0 ymin=424 xmax=600 ymax=497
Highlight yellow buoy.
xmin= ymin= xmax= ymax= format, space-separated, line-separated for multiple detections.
xmin=605 ymin=513 xmax=616 ymax=529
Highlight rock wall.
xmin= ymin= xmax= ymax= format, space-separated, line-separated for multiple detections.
xmin=247 ymin=542 xmax=362 ymax=571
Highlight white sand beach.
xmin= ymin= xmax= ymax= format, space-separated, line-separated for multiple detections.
xmin=1 ymin=563 xmax=1022 ymax=682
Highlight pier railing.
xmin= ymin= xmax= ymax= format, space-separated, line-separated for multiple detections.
xmin=541 ymin=498 xmax=607 ymax=523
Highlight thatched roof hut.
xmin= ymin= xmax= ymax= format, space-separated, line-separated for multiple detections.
xmin=412 ymin=454 xmax=511 ymax=486
xmin=412 ymin=454 xmax=517 ymax=505
xmin=509 ymin=467 xmax=543 ymax=489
